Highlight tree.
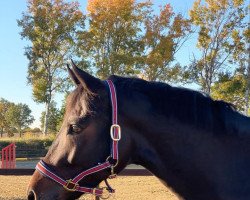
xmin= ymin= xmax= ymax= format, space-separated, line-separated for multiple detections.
xmin=211 ymin=72 xmax=249 ymax=113
xmin=188 ymin=0 xmax=248 ymax=93
xmin=142 ymin=4 xmax=192 ymax=81
xmin=230 ymin=23 xmax=250 ymax=115
xmin=0 ymin=98 xmax=12 ymax=137
xmin=40 ymin=101 xmax=60 ymax=133
xmin=5 ymin=103 xmax=34 ymax=137
xmin=18 ymin=0 xmax=85 ymax=135
xmin=77 ymin=0 xmax=150 ymax=79
xmin=77 ymin=1 xmax=191 ymax=81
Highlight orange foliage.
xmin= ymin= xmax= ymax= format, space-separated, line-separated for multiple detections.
xmin=87 ymin=0 xmax=135 ymax=14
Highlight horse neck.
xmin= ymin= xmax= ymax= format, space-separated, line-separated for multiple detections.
xmin=119 ymin=90 xmax=180 ymax=183
xmin=118 ymin=85 xmax=250 ymax=190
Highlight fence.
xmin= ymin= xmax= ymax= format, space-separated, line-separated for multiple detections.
xmin=0 ymin=143 xmax=16 ymax=169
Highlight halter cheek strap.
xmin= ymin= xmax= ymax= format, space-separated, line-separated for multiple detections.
xmin=35 ymin=80 xmax=121 ymax=198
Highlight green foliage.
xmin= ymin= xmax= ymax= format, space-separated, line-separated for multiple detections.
xmin=211 ymin=73 xmax=249 ymax=112
xmin=230 ymin=21 xmax=250 ymax=115
xmin=0 ymin=98 xmax=12 ymax=137
xmin=0 ymin=99 xmax=34 ymax=137
xmin=5 ymin=103 xmax=34 ymax=137
xmin=18 ymin=0 xmax=85 ymax=134
xmin=188 ymin=0 xmax=248 ymax=93
xmin=18 ymin=0 xmax=84 ymax=100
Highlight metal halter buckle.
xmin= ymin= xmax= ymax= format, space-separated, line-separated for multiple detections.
xmin=63 ymin=179 xmax=78 ymax=192
xmin=110 ymin=124 xmax=121 ymax=141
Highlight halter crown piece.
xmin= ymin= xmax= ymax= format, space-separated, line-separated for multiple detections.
xmin=35 ymin=80 xmax=121 ymax=199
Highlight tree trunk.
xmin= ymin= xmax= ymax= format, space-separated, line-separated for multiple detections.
xmin=43 ymin=101 xmax=50 ymax=136
xmin=43 ymin=73 xmax=53 ymax=136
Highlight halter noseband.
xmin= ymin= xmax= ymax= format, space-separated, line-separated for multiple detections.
xmin=35 ymin=80 xmax=121 ymax=199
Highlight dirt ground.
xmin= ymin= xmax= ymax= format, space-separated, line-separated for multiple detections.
xmin=0 ymin=176 xmax=178 ymax=200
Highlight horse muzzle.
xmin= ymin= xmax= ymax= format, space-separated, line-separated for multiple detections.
xmin=27 ymin=170 xmax=72 ymax=200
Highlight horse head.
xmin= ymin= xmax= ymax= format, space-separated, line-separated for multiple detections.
xmin=27 ymin=61 xmax=132 ymax=200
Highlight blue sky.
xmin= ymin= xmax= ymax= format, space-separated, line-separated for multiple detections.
xmin=0 ymin=0 xmax=196 ymax=128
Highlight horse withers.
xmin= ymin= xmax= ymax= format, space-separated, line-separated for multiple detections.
xmin=28 ymin=61 xmax=250 ymax=200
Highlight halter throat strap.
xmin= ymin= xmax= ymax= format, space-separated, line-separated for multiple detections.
xmin=35 ymin=80 xmax=121 ymax=198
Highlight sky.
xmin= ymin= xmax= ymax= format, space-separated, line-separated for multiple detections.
xmin=0 ymin=0 xmax=196 ymax=128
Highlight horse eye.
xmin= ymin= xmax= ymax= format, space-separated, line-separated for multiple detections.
xmin=70 ymin=124 xmax=82 ymax=134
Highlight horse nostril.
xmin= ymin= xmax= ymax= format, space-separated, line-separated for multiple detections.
xmin=27 ymin=190 xmax=36 ymax=200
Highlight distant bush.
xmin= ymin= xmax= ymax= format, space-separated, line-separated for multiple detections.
xmin=23 ymin=127 xmax=32 ymax=132
xmin=32 ymin=127 xmax=41 ymax=133
xmin=23 ymin=127 xmax=42 ymax=134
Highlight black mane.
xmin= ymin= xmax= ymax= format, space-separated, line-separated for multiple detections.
xmin=110 ymin=75 xmax=250 ymax=136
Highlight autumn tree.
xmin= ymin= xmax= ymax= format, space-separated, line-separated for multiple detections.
xmin=5 ymin=103 xmax=34 ymax=137
xmin=189 ymin=0 xmax=248 ymax=93
xmin=77 ymin=1 xmax=191 ymax=81
xmin=77 ymin=0 xmax=150 ymax=79
xmin=18 ymin=0 xmax=85 ymax=135
xmin=142 ymin=4 xmax=192 ymax=81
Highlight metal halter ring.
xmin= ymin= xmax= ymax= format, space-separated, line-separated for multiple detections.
xmin=63 ymin=179 xmax=78 ymax=192
xmin=110 ymin=124 xmax=121 ymax=141
xmin=106 ymin=156 xmax=119 ymax=168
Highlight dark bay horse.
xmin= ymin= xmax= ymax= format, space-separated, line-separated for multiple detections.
xmin=28 ymin=61 xmax=250 ymax=200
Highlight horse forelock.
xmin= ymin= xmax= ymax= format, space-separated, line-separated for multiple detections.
xmin=65 ymin=86 xmax=91 ymax=119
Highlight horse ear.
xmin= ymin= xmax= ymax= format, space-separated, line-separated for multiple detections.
xmin=70 ymin=59 xmax=103 ymax=93
xmin=67 ymin=64 xmax=80 ymax=86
